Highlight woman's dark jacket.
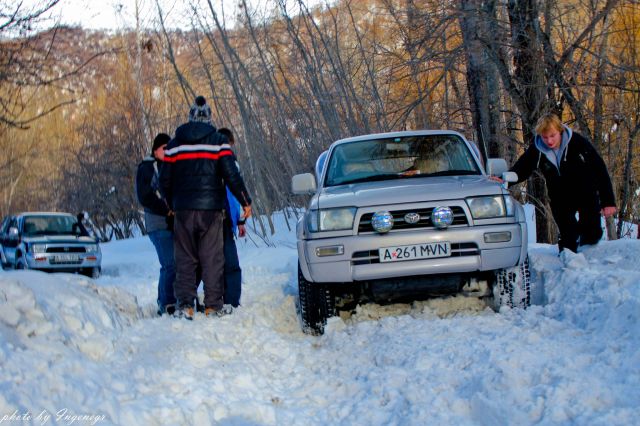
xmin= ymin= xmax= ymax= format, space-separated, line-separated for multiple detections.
xmin=510 ymin=126 xmax=615 ymax=210
xmin=159 ymin=122 xmax=251 ymax=211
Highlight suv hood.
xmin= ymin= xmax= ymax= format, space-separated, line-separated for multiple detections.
xmin=314 ymin=176 xmax=504 ymax=209
xmin=22 ymin=235 xmax=98 ymax=244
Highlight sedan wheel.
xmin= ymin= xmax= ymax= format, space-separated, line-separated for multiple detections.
xmin=15 ymin=257 xmax=27 ymax=270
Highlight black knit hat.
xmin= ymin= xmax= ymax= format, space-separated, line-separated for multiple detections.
xmin=152 ymin=133 xmax=171 ymax=153
xmin=189 ymin=95 xmax=212 ymax=124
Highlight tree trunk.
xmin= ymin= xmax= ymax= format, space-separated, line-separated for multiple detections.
xmin=507 ymin=0 xmax=553 ymax=244
xmin=459 ymin=0 xmax=502 ymax=160
xmin=617 ymin=123 xmax=638 ymax=238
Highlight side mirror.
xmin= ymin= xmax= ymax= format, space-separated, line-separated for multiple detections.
xmin=292 ymin=173 xmax=317 ymax=195
xmin=501 ymin=171 xmax=518 ymax=189
xmin=486 ymin=158 xmax=509 ymax=177
xmin=502 ymin=171 xmax=518 ymax=183
xmin=8 ymin=227 xmax=18 ymax=239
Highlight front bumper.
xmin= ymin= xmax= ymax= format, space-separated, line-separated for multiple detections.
xmin=25 ymin=252 xmax=102 ymax=272
xmin=299 ymin=223 xmax=525 ymax=283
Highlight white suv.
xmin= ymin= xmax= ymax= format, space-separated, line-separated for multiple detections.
xmin=292 ymin=130 xmax=530 ymax=334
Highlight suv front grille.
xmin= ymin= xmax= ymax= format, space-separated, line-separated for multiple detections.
xmin=46 ymin=247 xmax=86 ymax=253
xmin=351 ymin=243 xmax=479 ymax=265
xmin=358 ymin=206 xmax=468 ymax=234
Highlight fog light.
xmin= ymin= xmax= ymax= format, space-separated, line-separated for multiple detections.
xmin=316 ymin=245 xmax=344 ymax=257
xmin=371 ymin=211 xmax=394 ymax=233
xmin=431 ymin=206 xmax=453 ymax=229
xmin=484 ymin=231 xmax=511 ymax=243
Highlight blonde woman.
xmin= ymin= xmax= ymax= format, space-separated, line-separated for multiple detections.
xmin=510 ymin=114 xmax=617 ymax=253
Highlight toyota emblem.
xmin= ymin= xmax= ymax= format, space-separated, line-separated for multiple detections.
xmin=404 ymin=212 xmax=420 ymax=224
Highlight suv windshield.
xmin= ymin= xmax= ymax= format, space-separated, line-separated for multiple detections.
xmin=324 ymin=135 xmax=481 ymax=187
xmin=23 ymin=215 xmax=78 ymax=236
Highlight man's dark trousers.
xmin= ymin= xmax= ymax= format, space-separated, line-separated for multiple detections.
xmin=223 ymin=220 xmax=242 ymax=307
xmin=174 ymin=210 xmax=225 ymax=310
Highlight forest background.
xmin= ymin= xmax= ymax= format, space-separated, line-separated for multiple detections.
xmin=1 ymin=0 xmax=638 ymax=243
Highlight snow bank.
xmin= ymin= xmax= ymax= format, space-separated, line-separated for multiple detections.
xmin=0 ymin=271 xmax=141 ymax=422
xmin=0 ymin=211 xmax=638 ymax=425
xmin=0 ymin=271 xmax=141 ymax=360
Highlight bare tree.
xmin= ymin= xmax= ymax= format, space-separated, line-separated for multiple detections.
xmin=0 ymin=1 xmax=90 ymax=129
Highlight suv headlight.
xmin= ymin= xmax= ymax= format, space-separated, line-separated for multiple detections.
xmin=85 ymin=244 xmax=99 ymax=253
xmin=30 ymin=244 xmax=47 ymax=254
xmin=307 ymin=208 xmax=356 ymax=232
xmin=466 ymin=196 xmax=511 ymax=219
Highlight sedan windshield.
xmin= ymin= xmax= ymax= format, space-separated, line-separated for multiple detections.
xmin=23 ymin=215 xmax=78 ymax=236
xmin=324 ymin=135 xmax=481 ymax=187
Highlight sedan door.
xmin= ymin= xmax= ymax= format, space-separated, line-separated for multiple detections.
xmin=2 ymin=216 xmax=20 ymax=266
xmin=0 ymin=216 xmax=10 ymax=267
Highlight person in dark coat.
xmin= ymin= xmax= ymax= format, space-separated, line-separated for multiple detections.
xmin=217 ymin=128 xmax=246 ymax=308
xmin=510 ymin=113 xmax=617 ymax=253
xmin=160 ymin=96 xmax=252 ymax=319
xmin=75 ymin=212 xmax=93 ymax=238
xmin=136 ymin=133 xmax=177 ymax=315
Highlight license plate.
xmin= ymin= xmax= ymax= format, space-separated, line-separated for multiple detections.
xmin=53 ymin=254 xmax=79 ymax=262
xmin=379 ymin=242 xmax=451 ymax=262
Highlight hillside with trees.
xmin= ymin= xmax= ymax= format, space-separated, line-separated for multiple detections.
xmin=1 ymin=0 xmax=638 ymax=242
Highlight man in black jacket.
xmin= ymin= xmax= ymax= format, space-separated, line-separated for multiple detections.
xmin=136 ymin=133 xmax=176 ymax=315
xmin=510 ymin=114 xmax=617 ymax=253
xmin=160 ymin=96 xmax=252 ymax=319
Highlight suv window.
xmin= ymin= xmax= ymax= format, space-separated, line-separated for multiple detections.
xmin=325 ymin=135 xmax=481 ymax=187
xmin=22 ymin=215 xmax=77 ymax=236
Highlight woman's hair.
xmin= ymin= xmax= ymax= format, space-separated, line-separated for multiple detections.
xmin=535 ymin=114 xmax=564 ymax=134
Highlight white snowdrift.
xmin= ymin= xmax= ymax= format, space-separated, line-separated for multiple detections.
xmin=0 ymin=215 xmax=638 ymax=425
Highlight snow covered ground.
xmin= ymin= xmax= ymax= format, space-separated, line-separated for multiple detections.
xmin=1 ymin=212 xmax=639 ymax=425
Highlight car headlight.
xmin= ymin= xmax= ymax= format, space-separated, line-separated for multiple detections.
xmin=85 ymin=244 xmax=99 ymax=253
xmin=30 ymin=244 xmax=47 ymax=254
xmin=466 ymin=196 xmax=507 ymax=219
xmin=307 ymin=208 xmax=356 ymax=232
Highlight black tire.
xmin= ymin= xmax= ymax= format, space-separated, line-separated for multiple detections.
xmin=298 ymin=264 xmax=335 ymax=335
xmin=15 ymin=257 xmax=27 ymax=270
xmin=82 ymin=267 xmax=101 ymax=279
xmin=0 ymin=245 xmax=8 ymax=270
xmin=494 ymin=256 xmax=531 ymax=309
